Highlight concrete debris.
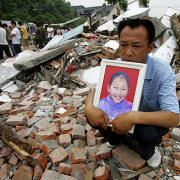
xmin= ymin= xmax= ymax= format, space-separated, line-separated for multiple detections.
xmin=0 ymin=2 xmax=180 ymax=180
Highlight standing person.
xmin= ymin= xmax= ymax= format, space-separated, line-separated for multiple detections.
xmin=0 ymin=21 xmax=11 ymax=59
xmin=85 ymin=18 xmax=179 ymax=169
xmin=36 ymin=24 xmax=44 ymax=49
xmin=18 ymin=21 xmax=29 ymax=50
xmin=10 ymin=21 xmax=22 ymax=54
xmin=3 ymin=23 xmax=16 ymax=56
xmin=57 ymin=27 xmax=62 ymax=35
xmin=98 ymin=72 xmax=132 ymax=119
xmin=47 ymin=24 xmax=54 ymax=41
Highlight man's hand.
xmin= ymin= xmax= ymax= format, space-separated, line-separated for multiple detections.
xmin=85 ymin=90 xmax=110 ymax=130
xmin=110 ymin=111 xmax=135 ymax=134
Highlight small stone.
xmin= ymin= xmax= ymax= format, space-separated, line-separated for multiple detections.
xmin=33 ymin=164 xmax=43 ymax=180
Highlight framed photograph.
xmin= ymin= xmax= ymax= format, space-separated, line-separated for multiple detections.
xmin=93 ymin=59 xmax=147 ymax=133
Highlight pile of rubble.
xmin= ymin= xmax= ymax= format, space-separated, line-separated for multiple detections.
xmin=0 ymin=2 xmax=180 ymax=180
xmin=0 ymin=74 xmax=180 ymax=180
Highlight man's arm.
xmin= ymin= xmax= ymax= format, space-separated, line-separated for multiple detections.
xmin=85 ymin=90 xmax=110 ymax=130
xmin=10 ymin=33 xmax=15 ymax=37
xmin=111 ymin=110 xmax=179 ymax=135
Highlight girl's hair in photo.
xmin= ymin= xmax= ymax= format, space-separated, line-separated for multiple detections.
xmin=109 ymin=72 xmax=130 ymax=87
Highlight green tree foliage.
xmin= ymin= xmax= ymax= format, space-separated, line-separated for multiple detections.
xmin=0 ymin=0 xmax=74 ymax=25
xmin=139 ymin=0 xmax=149 ymax=7
xmin=105 ymin=0 xmax=128 ymax=11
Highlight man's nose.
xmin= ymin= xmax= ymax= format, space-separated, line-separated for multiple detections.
xmin=125 ymin=46 xmax=133 ymax=56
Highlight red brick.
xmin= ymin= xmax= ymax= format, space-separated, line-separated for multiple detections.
xmin=94 ymin=166 xmax=110 ymax=180
xmin=0 ymin=146 xmax=12 ymax=157
xmin=101 ymin=47 xmax=118 ymax=60
xmin=58 ymin=163 xmax=71 ymax=175
xmin=49 ymin=147 xmax=69 ymax=166
xmin=33 ymin=164 xmax=43 ymax=180
xmin=87 ymin=131 xmax=96 ymax=147
xmin=0 ymin=102 xmax=12 ymax=114
xmin=13 ymin=165 xmax=33 ymax=180
xmin=92 ymin=143 xmax=112 ymax=162
xmin=60 ymin=123 xmax=74 ymax=134
xmin=0 ymin=163 xmax=12 ymax=179
xmin=173 ymin=159 xmax=180 ymax=171
xmin=112 ymin=145 xmax=146 ymax=170
xmin=156 ymin=168 xmax=165 ymax=178
xmin=172 ymin=152 xmax=180 ymax=161
xmin=16 ymin=126 xmax=27 ymax=132
xmin=27 ymin=137 xmax=39 ymax=153
xmin=71 ymin=147 xmax=87 ymax=164
xmin=9 ymin=92 xmax=22 ymax=99
xmin=59 ymin=134 xmax=72 ymax=148
xmin=5 ymin=114 xmax=27 ymax=126
xmin=51 ymin=60 xmax=61 ymax=69
xmin=80 ymin=162 xmax=97 ymax=178
xmin=32 ymin=153 xmax=48 ymax=169
xmin=9 ymin=154 xmax=18 ymax=165
xmin=34 ymin=131 xmax=56 ymax=142
xmin=70 ymin=163 xmax=85 ymax=179
xmin=39 ymin=140 xmax=59 ymax=156
xmin=26 ymin=111 xmax=34 ymax=118
xmin=94 ymin=53 xmax=109 ymax=60
xmin=43 ymin=122 xmax=60 ymax=135
xmin=9 ymin=106 xmax=28 ymax=115
xmin=77 ymin=114 xmax=87 ymax=125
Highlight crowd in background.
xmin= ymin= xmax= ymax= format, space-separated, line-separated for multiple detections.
xmin=0 ymin=21 xmax=72 ymax=60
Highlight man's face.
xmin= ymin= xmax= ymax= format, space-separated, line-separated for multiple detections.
xmin=107 ymin=76 xmax=129 ymax=104
xmin=119 ymin=25 xmax=154 ymax=64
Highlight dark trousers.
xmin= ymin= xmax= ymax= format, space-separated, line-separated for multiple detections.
xmin=37 ymin=39 xmax=44 ymax=49
xmin=14 ymin=44 xmax=22 ymax=54
xmin=8 ymin=40 xmax=16 ymax=56
xmin=87 ymin=118 xmax=169 ymax=160
xmin=0 ymin=44 xmax=11 ymax=59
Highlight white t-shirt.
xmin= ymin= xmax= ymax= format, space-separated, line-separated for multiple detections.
xmin=11 ymin=27 xmax=21 ymax=44
xmin=0 ymin=27 xmax=8 ymax=45
xmin=47 ymin=27 xmax=54 ymax=38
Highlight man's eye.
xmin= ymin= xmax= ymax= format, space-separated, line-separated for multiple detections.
xmin=120 ymin=44 xmax=127 ymax=47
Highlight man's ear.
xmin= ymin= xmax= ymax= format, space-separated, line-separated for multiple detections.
xmin=148 ymin=42 xmax=155 ymax=53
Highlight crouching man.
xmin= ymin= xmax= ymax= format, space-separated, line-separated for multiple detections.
xmin=85 ymin=18 xmax=179 ymax=169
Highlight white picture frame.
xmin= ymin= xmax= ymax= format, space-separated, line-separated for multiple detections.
xmin=93 ymin=59 xmax=147 ymax=134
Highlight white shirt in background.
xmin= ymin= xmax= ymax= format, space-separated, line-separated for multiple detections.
xmin=47 ymin=27 xmax=54 ymax=38
xmin=0 ymin=27 xmax=8 ymax=45
xmin=11 ymin=27 xmax=21 ymax=44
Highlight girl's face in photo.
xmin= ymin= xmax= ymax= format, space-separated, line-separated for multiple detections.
xmin=107 ymin=76 xmax=129 ymax=103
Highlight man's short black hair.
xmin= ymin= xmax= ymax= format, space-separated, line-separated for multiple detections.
xmin=118 ymin=18 xmax=155 ymax=45
xmin=18 ymin=21 xmax=22 ymax=25
xmin=11 ymin=21 xmax=16 ymax=26
xmin=2 ymin=23 xmax=8 ymax=28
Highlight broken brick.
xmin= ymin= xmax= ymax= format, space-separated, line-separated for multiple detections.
xmin=86 ymin=131 xmax=96 ymax=147
xmin=92 ymin=143 xmax=112 ymax=162
xmin=9 ymin=154 xmax=18 ymax=165
xmin=0 ymin=146 xmax=12 ymax=157
xmin=60 ymin=123 xmax=74 ymax=134
xmin=173 ymin=159 xmax=180 ymax=171
xmin=13 ymin=165 xmax=33 ymax=180
xmin=43 ymin=122 xmax=60 ymax=135
xmin=0 ymin=102 xmax=12 ymax=114
xmin=5 ymin=113 xmax=28 ymax=126
xmin=39 ymin=140 xmax=59 ymax=156
xmin=33 ymin=164 xmax=43 ymax=180
xmin=101 ymin=47 xmax=118 ymax=60
xmin=94 ymin=166 xmax=110 ymax=180
xmin=49 ymin=147 xmax=69 ymax=166
xmin=34 ymin=131 xmax=56 ymax=142
xmin=71 ymin=147 xmax=87 ymax=164
xmin=32 ymin=153 xmax=48 ymax=169
xmin=172 ymin=152 xmax=180 ymax=161
xmin=59 ymin=134 xmax=72 ymax=148
xmin=58 ymin=163 xmax=71 ymax=175
xmin=112 ymin=145 xmax=146 ymax=170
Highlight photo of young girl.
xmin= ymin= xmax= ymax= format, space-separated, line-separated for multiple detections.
xmin=98 ymin=72 xmax=132 ymax=120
